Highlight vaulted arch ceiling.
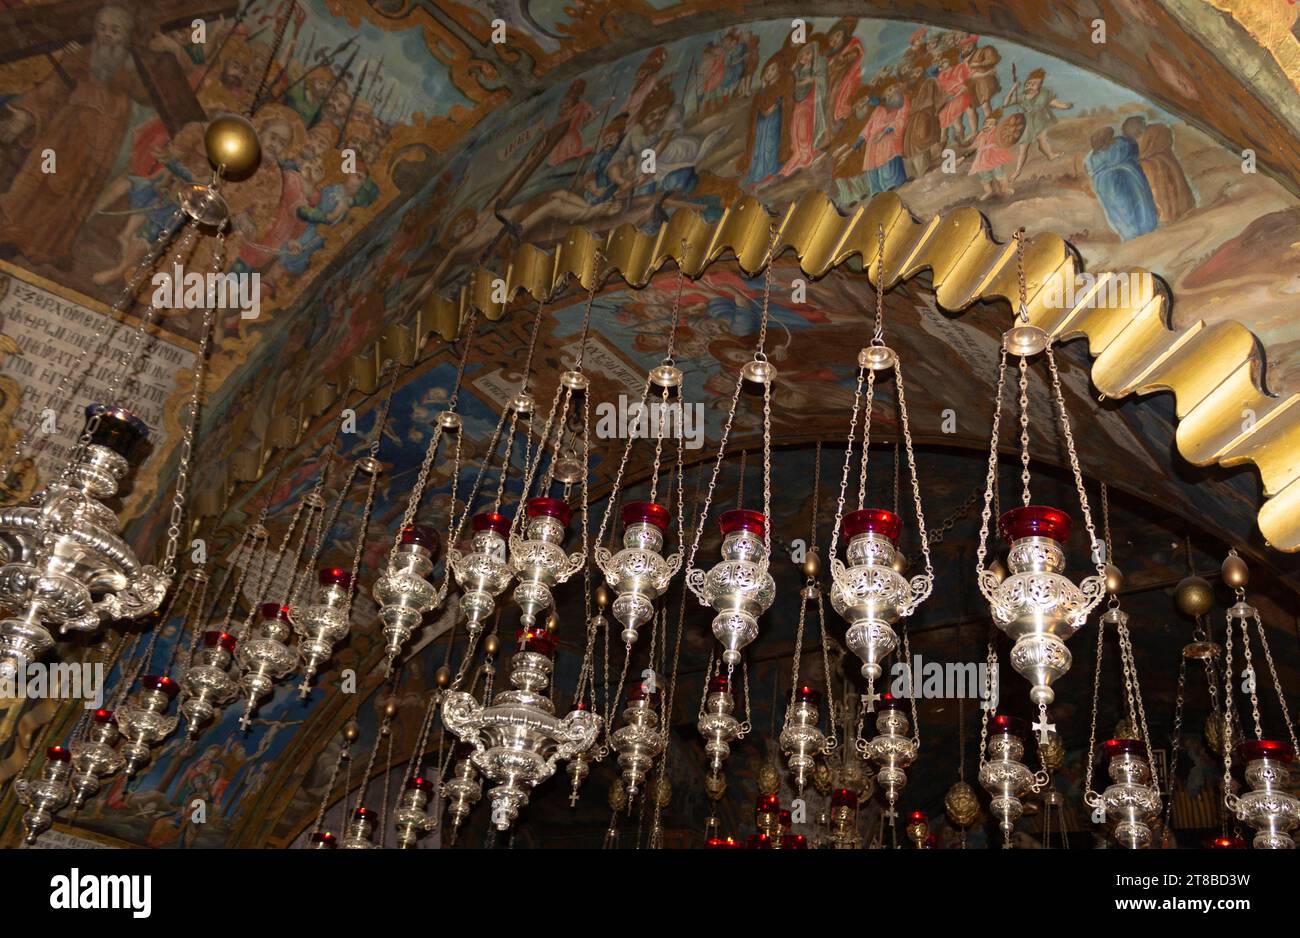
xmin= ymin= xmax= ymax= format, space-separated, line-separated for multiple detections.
xmin=5 ymin=0 xmax=1300 ymax=849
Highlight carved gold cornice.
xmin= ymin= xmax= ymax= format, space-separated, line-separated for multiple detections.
xmin=232 ymin=190 xmax=1300 ymax=551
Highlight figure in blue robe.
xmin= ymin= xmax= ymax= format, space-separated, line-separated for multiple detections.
xmin=745 ymin=97 xmax=783 ymax=188
xmin=1085 ymin=128 xmax=1158 ymax=240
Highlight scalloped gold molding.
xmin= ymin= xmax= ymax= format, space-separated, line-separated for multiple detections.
xmin=229 ymin=190 xmax=1300 ymax=552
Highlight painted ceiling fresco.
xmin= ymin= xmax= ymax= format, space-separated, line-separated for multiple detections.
xmin=3 ymin=0 xmax=1300 ymax=848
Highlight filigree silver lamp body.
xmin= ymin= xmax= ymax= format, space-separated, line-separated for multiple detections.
xmin=979 ymin=715 xmax=1044 ymax=844
xmin=291 ymin=567 xmax=353 ymax=696
xmin=830 ymin=509 xmax=930 ymax=682
xmin=341 ymin=807 xmax=378 ymax=849
xmin=442 ymin=750 xmax=481 ymax=843
xmin=236 ymin=603 xmax=296 ymax=727
xmin=179 ymin=630 xmax=238 ymax=737
xmin=611 ymin=685 xmax=665 ymax=797
xmin=595 ymin=501 xmax=679 ymax=644
xmin=14 ymin=745 xmax=72 ymax=844
xmin=979 ymin=507 xmax=1104 ymax=712
xmin=373 ymin=524 xmax=442 ymax=666
xmin=686 ymin=510 xmax=774 ymax=667
xmin=1096 ymin=739 xmax=1162 ymax=849
xmin=780 ymin=686 xmax=826 ymax=792
xmin=69 ymin=710 xmax=124 ymax=807
xmin=447 ymin=511 xmax=514 ymax=634
xmin=116 ymin=675 xmax=181 ymax=777
xmin=441 ymin=628 xmax=599 ymax=830
xmin=0 ymin=406 xmax=167 ymax=673
xmin=865 ymin=695 xmax=917 ymax=811
xmin=509 ymin=497 xmax=583 ymax=629
xmin=393 ymin=776 xmax=435 ymax=848
xmin=1230 ymin=741 xmax=1300 ymax=849
xmin=698 ymin=675 xmax=741 ymax=775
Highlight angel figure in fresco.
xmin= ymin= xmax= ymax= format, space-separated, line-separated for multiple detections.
xmin=1085 ymin=125 xmax=1158 ymax=240
xmin=1002 ymin=67 xmax=1073 ymax=180
xmin=825 ymin=19 xmax=864 ymax=125
xmin=1121 ymin=115 xmax=1195 ymax=223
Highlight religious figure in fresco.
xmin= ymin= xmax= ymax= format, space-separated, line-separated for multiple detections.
xmin=902 ymin=64 xmax=943 ymax=177
xmin=779 ymin=41 xmax=829 ymax=176
xmin=968 ymin=110 xmax=1024 ymax=200
xmin=0 ymin=6 xmax=153 ymax=266
xmin=624 ymin=47 xmax=668 ymax=121
xmin=937 ymin=40 xmax=977 ymax=145
xmin=546 ymin=79 xmax=596 ymax=166
xmin=825 ymin=18 xmax=864 ymax=125
xmin=835 ymin=84 xmax=910 ymax=204
xmin=740 ymin=57 xmax=789 ymax=189
xmin=1002 ymin=67 xmax=1073 ymax=179
xmin=1122 ymin=115 xmax=1196 ymax=223
xmin=1085 ymin=125 xmax=1159 ymax=240
xmin=965 ymin=41 xmax=1003 ymax=125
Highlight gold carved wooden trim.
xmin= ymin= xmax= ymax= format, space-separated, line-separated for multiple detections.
xmin=236 ymin=191 xmax=1300 ymax=551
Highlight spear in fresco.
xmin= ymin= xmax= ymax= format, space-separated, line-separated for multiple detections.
xmin=335 ymin=57 xmax=372 ymax=147
xmin=309 ymin=44 xmax=359 ymax=129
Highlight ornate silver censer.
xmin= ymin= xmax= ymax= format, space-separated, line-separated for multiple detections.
xmin=291 ymin=566 xmax=354 ymax=696
xmin=69 ymin=708 xmax=125 ymax=808
xmin=393 ymin=775 xmax=436 ymax=849
xmin=978 ymin=714 xmax=1046 ymax=847
xmin=116 ymin=674 xmax=181 ymax=777
xmin=780 ymin=685 xmax=826 ymax=793
xmin=448 ymin=511 xmax=514 ymax=635
xmin=612 ymin=683 xmax=666 ymax=798
xmin=0 ymin=406 xmax=168 ymax=673
xmin=864 ymin=693 xmax=918 ymax=824
xmin=179 ymin=630 xmax=239 ymax=737
xmin=374 ymin=523 xmax=443 ymax=667
xmin=508 ymin=496 xmax=584 ymax=629
xmin=441 ymin=626 xmax=600 ymax=831
xmin=236 ymin=603 xmax=297 ymax=729
xmin=697 ymin=673 xmax=741 ymax=777
xmin=14 ymin=745 xmax=72 ymax=844
xmin=1094 ymin=738 xmax=1162 ymax=848
xmin=687 ymin=509 xmax=775 ymax=668
xmin=596 ymin=501 xmax=679 ymax=645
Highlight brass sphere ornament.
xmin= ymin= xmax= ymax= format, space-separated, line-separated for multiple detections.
xmin=546 ymin=609 xmax=560 ymax=633
xmin=1221 ymin=551 xmax=1249 ymax=589
xmin=343 ymin=721 xmax=360 ymax=743
xmin=945 ymin=780 xmax=980 ymax=828
xmin=1175 ymin=576 xmax=1214 ymax=617
xmin=483 ymin=633 xmax=499 ymax=656
xmin=988 ymin=555 xmax=1008 ymax=585
xmin=594 ymin=584 xmax=612 ymax=610
xmin=383 ymin=698 xmax=399 ymax=719
xmin=434 ymin=665 xmax=451 ymax=688
xmin=802 ymin=548 xmax=821 ymax=580
xmin=204 ymin=114 xmax=261 ymax=176
xmin=890 ymin=552 xmax=909 ymax=576
xmin=1104 ymin=563 xmax=1124 ymax=595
